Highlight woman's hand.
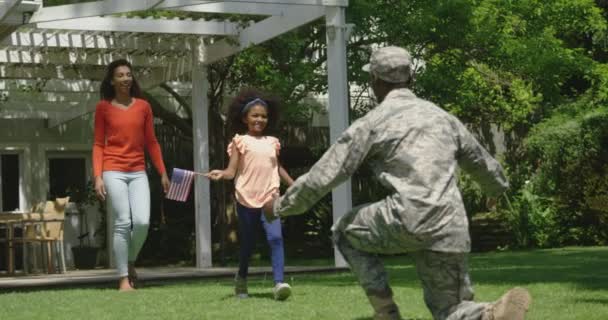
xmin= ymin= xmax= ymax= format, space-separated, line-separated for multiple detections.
xmin=205 ymin=170 xmax=225 ymax=181
xmin=161 ymin=173 xmax=171 ymax=194
xmin=94 ymin=176 xmax=106 ymax=201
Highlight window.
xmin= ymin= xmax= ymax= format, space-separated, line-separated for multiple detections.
xmin=0 ymin=154 xmax=20 ymax=212
xmin=48 ymin=157 xmax=87 ymax=203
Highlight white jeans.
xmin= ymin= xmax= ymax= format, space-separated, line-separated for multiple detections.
xmin=103 ymin=171 xmax=150 ymax=277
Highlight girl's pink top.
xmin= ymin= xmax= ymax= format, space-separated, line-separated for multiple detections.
xmin=228 ymin=134 xmax=281 ymax=208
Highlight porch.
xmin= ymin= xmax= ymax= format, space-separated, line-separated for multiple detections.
xmin=0 ymin=265 xmax=344 ymax=289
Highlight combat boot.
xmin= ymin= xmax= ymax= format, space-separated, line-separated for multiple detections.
xmin=366 ymin=287 xmax=401 ymax=320
xmin=482 ymin=287 xmax=531 ymax=320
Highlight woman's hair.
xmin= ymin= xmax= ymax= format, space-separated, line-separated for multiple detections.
xmin=228 ymin=88 xmax=280 ymax=135
xmin=99 ymin=59 xmax=143 ymax=100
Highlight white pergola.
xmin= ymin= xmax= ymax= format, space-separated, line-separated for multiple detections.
xmin=0 ymin=0 xmax=352 ymax=268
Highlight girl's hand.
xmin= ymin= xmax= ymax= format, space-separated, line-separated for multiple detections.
xmin=263 ymin=194 xmax=279 ymax=222
xmin=205 ymin=170 xmax=225 ymax=181
xmin=161 ymin=173 xmax=171 ymax=194
xmin=94 ymin=176 xmax=106 ymax=201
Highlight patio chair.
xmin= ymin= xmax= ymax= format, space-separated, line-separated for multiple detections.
xmin=18 ymin=197 xmax=69 ymax=274
xmin=0 ymin=222 xmax=10 ymax=273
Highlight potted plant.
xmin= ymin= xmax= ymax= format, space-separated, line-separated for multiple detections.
xmin=70 ymin=182 xmax=106 ymax=269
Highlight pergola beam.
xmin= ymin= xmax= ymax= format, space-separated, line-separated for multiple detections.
xmin=27 ymin=0 xmax=347 ymax=24
xmin=202 ymin=6 xmax=324 ymax=65
xmin=175 ymin=2 xmax=318 ymax=16
xmin=0 ymin=100 xmax=81 ymax=110
xmin=181 ymin=0 xmax=347 ymax=6
xmin=0 ymin=63 xmax=181 ymax=89
xmin=47 ymin=104 xmax=96 ymax=127
xmin=0 ymin=48 xmax=191 ymax=68
xmin=0 ymin=63 xmax=106 ymax=80
xmin=0 ymin=79 xmax=100 ymax=92
xmin=35 ymin=16 xmax=239 ymax=36
xmin=0 ymin=90 xmax=98 ymax=104
xmin=0 ymin=109 xmax=62 ymax=119
xmin=0 ymin=100 xmax=85 ymax=122
xmin=45 ymin=92 xmax=186 ymax=127
xmin=28 ymin=0 xmax=199 ymax=24
xmin=0 ymin=0 xmax=39 ymax=25
xmin=0 ymin=93 xmax=184 ymax=125
xmin=0 ymin=102 xmax=92 ymax=125
xmin=0 ymin=0 xmax=22 ymax=21
xmin=0 ymin=89 xmax=182 ymax=102
xmin=2 ymin=31 xmax=195 ymax=54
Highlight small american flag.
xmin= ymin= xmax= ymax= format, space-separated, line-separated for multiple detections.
xmin=166 ymin=168 xmax=196 ymax=202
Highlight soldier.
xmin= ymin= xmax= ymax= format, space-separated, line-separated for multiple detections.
xmin=263 ymin=46 xmax=532 ymax=320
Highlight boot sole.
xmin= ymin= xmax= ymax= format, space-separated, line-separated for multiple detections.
xmin=493 ymin=287 xmax=532 ymax=320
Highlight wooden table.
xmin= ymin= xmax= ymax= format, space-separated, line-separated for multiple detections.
xmin=0 ymin=213 xmax=64 ymax=275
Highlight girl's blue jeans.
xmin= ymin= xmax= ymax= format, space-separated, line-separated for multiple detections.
xmin=236 ymin=202 xmax=285 ymax=284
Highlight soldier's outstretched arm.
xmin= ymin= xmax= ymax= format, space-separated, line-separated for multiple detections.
xmin=273 ymin=119 xmax=374 ymax=217
xmin=454 ymin=118 xmax=509 ymax=196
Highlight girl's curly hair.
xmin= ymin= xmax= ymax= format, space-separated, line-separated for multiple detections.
xmin=228 ymin=88 xmax=280 ymax=135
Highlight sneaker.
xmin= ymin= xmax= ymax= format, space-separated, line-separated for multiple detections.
xmin=234 ymin=275 xmax=248 ymax=298
xmin=482 ymin=287 xmax=532 ymax=320
xmin=273 ymin=282 xmax=292 ymax=301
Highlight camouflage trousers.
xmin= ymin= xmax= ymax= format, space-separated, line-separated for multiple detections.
xmin=332 ymin=205 xmax=488 ymax=320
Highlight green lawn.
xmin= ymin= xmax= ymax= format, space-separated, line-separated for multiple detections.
xmin=1 ymin=247 xmax=606 ymax=320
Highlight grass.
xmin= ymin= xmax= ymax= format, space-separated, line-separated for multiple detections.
xmin=1 ymin=246 xmax=607 ymax=320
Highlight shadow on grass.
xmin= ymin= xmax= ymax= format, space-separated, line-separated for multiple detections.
xmin=0 ymin=283 xmax=114 ymax=294
xmin=353 ymin=317 xmax=430 ymax=320
xmin=1 ymin=247 xmax=606 ymax=295
xmin=291 ymin=247 xmax=608 ymax=292
xmin=216 ymin=292 xmax=276 ymax=301
xmin=464 ymin=247 xmax=608 ymax=290
xmin=574 ymin=298 xmax=608 ymax=304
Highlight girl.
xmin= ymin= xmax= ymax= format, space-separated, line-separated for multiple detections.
xmin=93 ymin=59 xmax=170 ymax=291
xmin=206 ymin=89 xmax=294 ymax=300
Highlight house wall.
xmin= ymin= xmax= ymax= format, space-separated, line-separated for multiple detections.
xmin=0 ymin=115 xmax=94 ymax=205
xmin=0 ymin=116 xmax=97 ymax=269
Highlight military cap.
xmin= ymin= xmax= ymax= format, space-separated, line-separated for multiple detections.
xmin=363 ymin=46 xmax=413 ymax=83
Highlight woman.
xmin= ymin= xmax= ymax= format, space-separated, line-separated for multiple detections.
xmin=93 ymin=59 xmax=170 ymax=291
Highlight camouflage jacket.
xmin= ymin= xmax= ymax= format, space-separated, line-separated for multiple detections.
xmin=273 ymin=88 xmax=508 ymax=252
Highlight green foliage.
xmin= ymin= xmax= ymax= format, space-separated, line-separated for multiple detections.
xmin=503 ymin=183 xmax=558 ymax=248
xmin=458 ymin=172 xmax=485 ymax=219
xmin=519 ymin=106 xmax=608 ymax=246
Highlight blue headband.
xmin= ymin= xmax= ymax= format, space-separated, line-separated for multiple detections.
xmin=241 ymin=98 xmax=268 ymax=114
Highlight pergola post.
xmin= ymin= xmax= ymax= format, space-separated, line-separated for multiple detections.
xmin=191 ymin=38 xmax=212 ymax=268
xmin=325 ymin=5 xmax=351 ymax=268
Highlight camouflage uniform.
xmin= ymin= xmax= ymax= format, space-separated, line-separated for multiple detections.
xmin=272 ymin=47 xmax=508 ymax=320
